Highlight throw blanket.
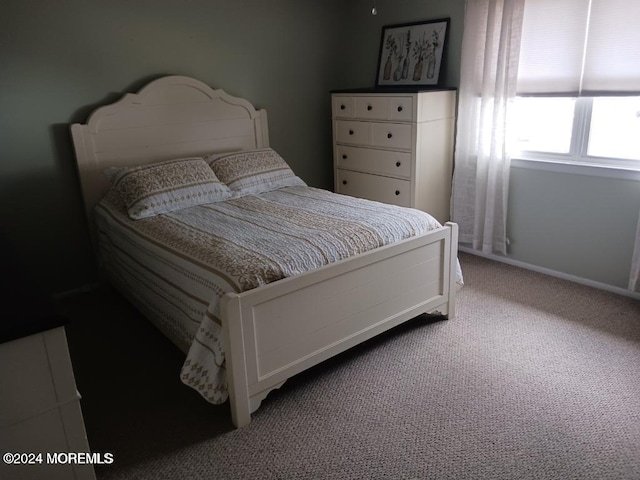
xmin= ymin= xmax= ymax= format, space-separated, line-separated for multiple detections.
xmin=95 ymin=186 xmax=450 ymax=404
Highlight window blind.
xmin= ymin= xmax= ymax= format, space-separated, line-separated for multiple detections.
xmin=517 ymin=0 xmax=640 ymax=95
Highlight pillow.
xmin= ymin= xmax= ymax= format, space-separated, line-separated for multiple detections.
xmin=205 ymin=148 xmax=306 ymax=196
xmin=106 ymin=157 xmax=232 ymax=219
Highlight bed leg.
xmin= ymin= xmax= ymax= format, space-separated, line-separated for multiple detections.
xmin=230 ymin=396 xmax=251 ymax=428
xmin=221 ymin=295 xmax=252 ymax=428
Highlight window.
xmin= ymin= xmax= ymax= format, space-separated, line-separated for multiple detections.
xmin=513 ymin=0 xmax=640 ymax=170
xmin=512 ymin=97 xmax=575 ymax=155
xmin=512 ymin=96 xmax=640 ymax=168
xmin=588 ymin=97 xmax=640 ymax=162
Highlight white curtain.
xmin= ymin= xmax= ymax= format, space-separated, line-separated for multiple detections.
xmin=630 ymin=212 xmax=640 ymax=292
xmin=451 ymin=0 xmax=525 ymax=255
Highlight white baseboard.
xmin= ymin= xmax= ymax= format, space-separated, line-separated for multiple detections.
xmin=459 ymin=246 xmax=640 ymax=301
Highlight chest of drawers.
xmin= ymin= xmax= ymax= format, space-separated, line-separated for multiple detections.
xmin=331 ymin=90 xmax=456 ymax=224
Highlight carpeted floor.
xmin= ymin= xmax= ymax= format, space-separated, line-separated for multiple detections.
xmin=59 ymin=252 xmax=640 ymax=480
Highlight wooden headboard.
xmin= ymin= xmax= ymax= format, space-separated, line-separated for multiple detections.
xmin=70 ymin=75 xmax=269 ymax=234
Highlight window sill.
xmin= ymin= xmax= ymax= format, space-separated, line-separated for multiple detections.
xmin=511 ymin=157 xmax=640 ymax=181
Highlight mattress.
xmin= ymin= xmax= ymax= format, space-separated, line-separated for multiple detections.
xmin=95 ymin=185 xmax=459 ymax=404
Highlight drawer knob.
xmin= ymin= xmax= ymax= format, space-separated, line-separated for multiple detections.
xmin=342 ymin=154 xmax=348 ymax=160
xmin=367 ymin=105 xmax=373 ymax=111
xmin=340 ymin=105 xmax=346 ymax=110
xmin=397 ymin=106 xmax=403 ymax=112
xmin=342 ymin=180 xmax=348 ymax=185
xmin=395 ymin=190 xmax=400 ymax=196
xmin=387 ymin=133 xmax=393 ymax=139
xmin=349 ymin=130 xmax=354 ymax=135
xmin=395 ymin=161 xmax=401 ymax=167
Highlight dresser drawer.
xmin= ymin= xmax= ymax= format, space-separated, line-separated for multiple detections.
xmin=371 ymin=123 xmax=412 ymax=149
xmin=333 ymin=95 xmax=414 ymax=122
xmin=336 ymin=145 xmax=411 ymax=178
xmin=335 ymin=120 xmax=412 ymax=150
xmin=354 ymin=96 xmax=413 ymax=121
xmin=333 ymin=96 xmax=355 ymax=118
xmin=335 ymin=120 xmax=370 ymax=145
xmin=336 ymin=169 xmax=411 ymax=207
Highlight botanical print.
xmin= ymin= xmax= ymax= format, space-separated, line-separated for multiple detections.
xmin=377 ymin=19 xmax=449 ymax=87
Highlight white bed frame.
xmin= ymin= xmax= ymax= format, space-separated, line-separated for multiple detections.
xmin=71 ymin=75 xmax=458 ymax=428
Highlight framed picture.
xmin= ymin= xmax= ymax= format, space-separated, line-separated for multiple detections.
xmin=376 ymin=18 xmax=449 ymax=88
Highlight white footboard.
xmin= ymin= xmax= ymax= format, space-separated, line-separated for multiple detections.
xmin=221 ymin=222 xmax=458 ymax=427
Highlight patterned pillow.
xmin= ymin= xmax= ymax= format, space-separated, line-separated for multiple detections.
xmin=205 ymin=148 xmax=306 ymax=196
xmin=106 ymin=157 xmax=232 ymax=219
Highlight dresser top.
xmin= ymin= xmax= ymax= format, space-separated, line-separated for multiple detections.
xmin=331 ymin=87 xmax=457 ymax=94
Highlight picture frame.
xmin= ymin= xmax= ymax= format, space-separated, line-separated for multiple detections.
xmin=376 ymin=18 xmax=449 ymax=88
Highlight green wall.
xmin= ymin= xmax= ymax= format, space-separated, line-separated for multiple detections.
xmin=508 ymin=165 xmax=640 ymax=289
xmin=0 ymin=0 xmax=347 ymax=293
xmin=2 ymin=0 xmax=637 ymax=294
xmin=337 ymin=0 xmax=464 ymax=91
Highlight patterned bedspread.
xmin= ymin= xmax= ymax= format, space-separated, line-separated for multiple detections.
xmin=95 ymin=185 xmax=456 ymax=404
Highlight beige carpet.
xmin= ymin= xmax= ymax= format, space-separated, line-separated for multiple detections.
xmin=60 ymin=252 xmax=640 ymax=479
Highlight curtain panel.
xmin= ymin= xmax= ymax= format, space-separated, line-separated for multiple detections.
xmin=451 ymin=0 xmax=525 ymax=255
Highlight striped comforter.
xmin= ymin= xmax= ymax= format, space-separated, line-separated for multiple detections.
xmin=95 ymin=185 xmax=449 ymax=404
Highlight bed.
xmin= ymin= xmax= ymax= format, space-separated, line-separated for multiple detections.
xmin=70 ymin=75 xmax=461 ymax=428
